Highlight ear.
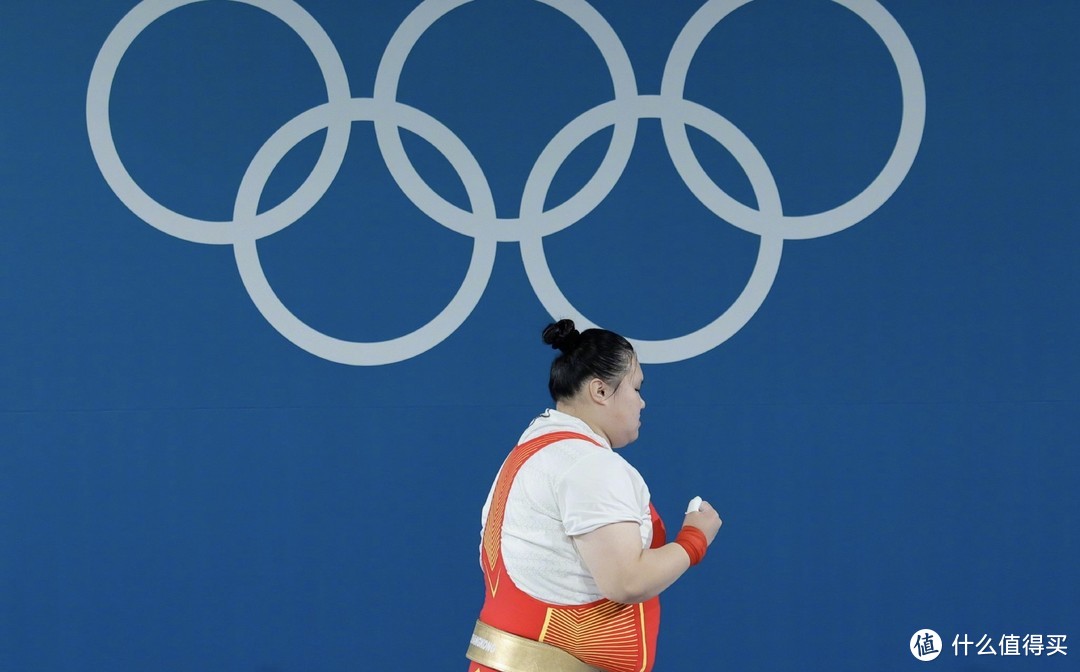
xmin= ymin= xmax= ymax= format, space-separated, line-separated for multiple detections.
xmin=587 ymin=378 xmax=609 ymax=405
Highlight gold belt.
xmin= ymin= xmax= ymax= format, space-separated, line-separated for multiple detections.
xmin=466 ymin=620 xmax=605 ymax=672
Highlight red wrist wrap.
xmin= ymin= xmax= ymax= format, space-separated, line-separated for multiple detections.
xmin=674 ymin=526 xmax=708 ymax=566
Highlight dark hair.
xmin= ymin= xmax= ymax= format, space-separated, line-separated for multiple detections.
xmin=542 ymin=319 xmax=636 ymax=402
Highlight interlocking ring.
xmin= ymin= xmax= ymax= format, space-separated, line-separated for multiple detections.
xmin=87 ymin=0 xmax=926 ymax=365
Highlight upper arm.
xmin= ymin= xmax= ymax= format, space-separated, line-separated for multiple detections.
xmin=557 ymin=450 xmax=646 ymax=538
xmin=573 ymin=521 xmax=647 ymax=603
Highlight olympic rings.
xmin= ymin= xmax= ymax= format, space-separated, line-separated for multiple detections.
xmin=86 ymin=0 xmax=926 ymax=365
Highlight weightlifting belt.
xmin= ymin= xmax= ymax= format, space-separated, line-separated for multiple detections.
xmin=467 ymin=619 xmax=604 ymax=672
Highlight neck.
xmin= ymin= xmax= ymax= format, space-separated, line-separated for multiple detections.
xmin=554 ymin=400 xmax=610 ymax=446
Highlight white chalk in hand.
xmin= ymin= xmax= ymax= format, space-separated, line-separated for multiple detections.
xmin=686 ymin=496 xmax=702 ymax=514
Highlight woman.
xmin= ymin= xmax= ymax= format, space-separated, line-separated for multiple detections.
xmin=466 ymin=319 xmax=723 ymax=672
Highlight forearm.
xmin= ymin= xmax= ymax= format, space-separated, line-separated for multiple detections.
xmin=578 ymin=525 xmax=695 ymax=609
xmin=575 ymin=520 xmax=712 ymax=604
xmin=611 ymin=542 xmax=693 ymax=604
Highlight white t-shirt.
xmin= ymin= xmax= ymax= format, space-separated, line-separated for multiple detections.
xmin=480 ymin=409 xmax=653 ymax=605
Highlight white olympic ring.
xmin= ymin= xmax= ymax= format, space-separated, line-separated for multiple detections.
xmin=87 ymin=0 xmax=353 ymax=246
xmin=87 ymin=0 xmax=926 ymax=365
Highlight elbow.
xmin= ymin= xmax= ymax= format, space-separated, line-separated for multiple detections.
xmin=604 ymin=590 xmax=650 ymax=605
xmin=597 ymin=577 xmax=652 ymax=605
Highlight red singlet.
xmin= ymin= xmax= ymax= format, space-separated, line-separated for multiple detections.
xmin=469 ymin=431 xmax=666 ymax=672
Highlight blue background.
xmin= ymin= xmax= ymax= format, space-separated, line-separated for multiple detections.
xmin=2 ymin=1 xmax=1077 ymax=670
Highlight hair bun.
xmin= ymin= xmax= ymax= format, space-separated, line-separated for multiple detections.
xmin=542 ymin=319 xmax=580 ymax=352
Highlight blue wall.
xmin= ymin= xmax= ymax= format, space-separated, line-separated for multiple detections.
xmin=3 ymin=1 xmax=1077 ymax=670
